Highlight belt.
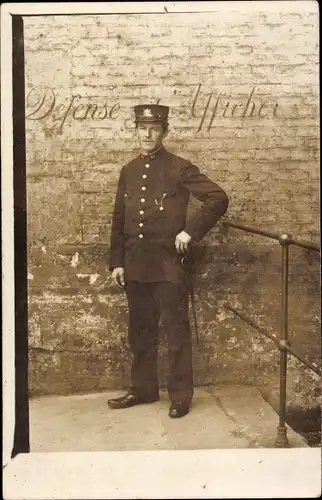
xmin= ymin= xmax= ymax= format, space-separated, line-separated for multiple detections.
xmin=181 ymin=250 xmax=200 ymax=345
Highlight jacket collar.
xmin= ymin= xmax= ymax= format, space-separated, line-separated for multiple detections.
xmin=139 ymin=145 xmax=166 ymax=161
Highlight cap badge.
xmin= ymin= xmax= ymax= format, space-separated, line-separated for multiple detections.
xmin=143 ymin=108 xmax=153 ymax=117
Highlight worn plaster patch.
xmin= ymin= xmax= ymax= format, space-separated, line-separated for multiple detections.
xmin=89 ymin=273 xmax=100 ymax=284
xmin=216 ymin=310 xmax=230 ymax=322
xmin=71 ymin=252 xmax=79 ymax=267
xmin=31 ymin=292 xmax=93 ymax=304
xmin=57 ymin=253 xmax=70 ymax=261
xmin=76 ymin=273 xmax=89 ymax=279
xmin=75 ymin=273 xmax=101 ymax=284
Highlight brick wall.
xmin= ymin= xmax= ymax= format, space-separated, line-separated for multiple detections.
xmin=24 ymin=7 xmax=320 ymax=413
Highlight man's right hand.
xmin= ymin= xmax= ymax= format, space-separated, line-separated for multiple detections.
xmin=111 ymin=267 xmax=125 ymax=288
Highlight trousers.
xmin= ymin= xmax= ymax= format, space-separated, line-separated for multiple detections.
xmin=125 ymin=280 xmax=194 ymax=403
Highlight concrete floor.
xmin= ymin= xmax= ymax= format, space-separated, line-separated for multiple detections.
xmin=29 ymin=384 xmax=307 ymax=451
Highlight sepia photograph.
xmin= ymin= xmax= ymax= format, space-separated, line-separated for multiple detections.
xmin=2 ymin=1 xmax=321 ymax=498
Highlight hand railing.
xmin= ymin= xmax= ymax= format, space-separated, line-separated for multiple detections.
xmin=221 ymin=220 xmax=321 ymax=447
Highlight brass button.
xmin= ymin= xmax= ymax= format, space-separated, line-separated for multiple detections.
xmin=142 ymin=174 xmax=147 ymax=179
xmin=139 ymin=222 xmax=144 ymax=227
xmin=139 ymin=234 xmax=144 ymax=239
xmin=141 ymin=186 xmax=146 ymax=191
xmin=140 ymin=198 xmax=146 ymax=203
xmin=139 ymin=210 xmax=144 ymax=215
xmin=145 ymin=164 xmax=150 ymax=168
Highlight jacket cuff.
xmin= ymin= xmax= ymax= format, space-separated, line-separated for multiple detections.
xmin=183 ymin=224 xmax=202 ymax=242
xmin=109 ymin=265 xmax=124 ymax=272
xmin=109 ymin=257 xmax=124 ymax=271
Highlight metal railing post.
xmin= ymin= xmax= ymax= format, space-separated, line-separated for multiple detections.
xmin=222 ymin=220 xmax=321 ymax=447
xmin=275 ymin=233 xmax=291 ymax=447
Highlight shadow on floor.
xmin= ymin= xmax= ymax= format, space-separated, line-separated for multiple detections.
xmin=286 ymin=406 xmax=321 ymax=447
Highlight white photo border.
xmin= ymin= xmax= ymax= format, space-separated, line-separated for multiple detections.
xmin=2 ymin=2 xmax=321 ymax=499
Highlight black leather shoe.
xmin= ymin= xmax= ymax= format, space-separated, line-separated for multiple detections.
xmin=108 ymin=392 xmax=159 ymax=409
xmin=169 ymin=401 xmax=190 ymax=418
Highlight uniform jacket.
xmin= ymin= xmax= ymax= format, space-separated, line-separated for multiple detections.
xmin=109 ymin=146 xmax=229 ymax=282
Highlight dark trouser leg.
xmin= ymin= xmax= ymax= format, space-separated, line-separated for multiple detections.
xmin=153 ymin=280 xmax=193 ymax=404
xmin=125 ymin=281 xmax=160 ymax=400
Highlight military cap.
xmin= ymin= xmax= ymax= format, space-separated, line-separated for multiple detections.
xmin=134 ymin=104 xmax=169 ymax=124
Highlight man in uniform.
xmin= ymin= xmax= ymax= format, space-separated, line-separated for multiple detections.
xmin=108 ymin=104 xmax=229 ymax=418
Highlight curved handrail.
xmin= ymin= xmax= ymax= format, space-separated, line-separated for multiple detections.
xmin=222 ymin=220 xmax=320 ymax=252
